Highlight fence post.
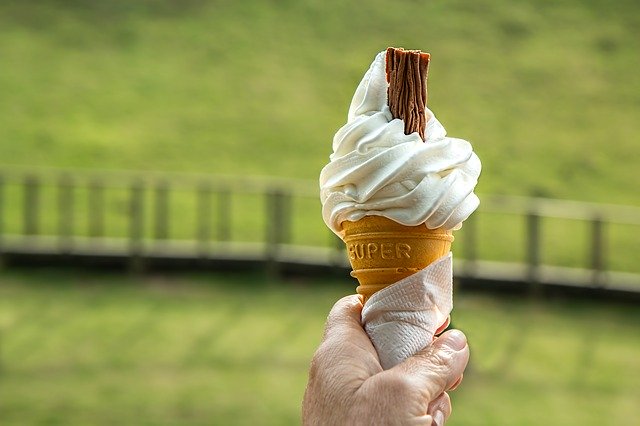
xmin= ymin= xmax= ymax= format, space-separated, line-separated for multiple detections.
xmin=0 ymin=174 xmax=4 ymax=269
xmin=280 ymin=191 xmax=291 ymax=245
xmin=217 ymin=189 xmax=231 ymax=242
xmin=590 ymin=215 xmax=606 ymax=287
xmin=265 ymin=189 xmax=290 ymax=276
xmin=462 ymin=213 xmax=478 ymax=277
xmin=154 ymin=180 xmax=169 ymax=241
xmin=57 ymin=173 xmax=74 ymax=253
xmin=23 ymin=174 xmax=40 ymax=236
xmin=129 ymin=179 xmax=144 ymax=273
xmin=526 ymin=209 xmax=542 ymax=296
xmin=88 ymin=178 xmax=105 ymax=239
xmin=197 ymin=181 xmax=212 ymax=257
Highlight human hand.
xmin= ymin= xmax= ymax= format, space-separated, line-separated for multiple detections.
xmin=302 ymin=295 xmax=469 ymax=426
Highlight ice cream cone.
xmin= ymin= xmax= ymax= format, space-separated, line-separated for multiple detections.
xmin=341 ymin=216 xmax=453 ymax=301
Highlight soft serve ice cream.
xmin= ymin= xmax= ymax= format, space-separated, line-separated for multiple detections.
xmin=319 ymin=48 xmax=480 ymax=370
xmin=320 ymin=51 xmax=481 ymax=234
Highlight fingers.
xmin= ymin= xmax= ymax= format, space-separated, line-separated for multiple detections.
xmin=427 ymin=392 xmax=451 ymax=426
xmin=392 ymin=329 xmax=470 ymax=403
xmin=435 ymin=316 xmax=451 ymax=336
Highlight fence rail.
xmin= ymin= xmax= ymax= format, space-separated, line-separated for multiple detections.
xmin=0 ymin=167 xmax=639 ymax=295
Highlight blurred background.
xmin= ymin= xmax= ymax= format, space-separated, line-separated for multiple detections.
xmin=0 ymin=0 xmax=639 ymax=424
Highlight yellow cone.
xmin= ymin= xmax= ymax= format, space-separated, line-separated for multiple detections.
xmin=341 ymin=216 xmax=453 ymax=302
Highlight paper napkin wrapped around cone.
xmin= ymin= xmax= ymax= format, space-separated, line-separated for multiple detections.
xmin=361 ymin=253 xmax=453 ymax=370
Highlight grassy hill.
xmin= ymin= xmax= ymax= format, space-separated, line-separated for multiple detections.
xmin=1 ymin=0 xmax=639 ymax=205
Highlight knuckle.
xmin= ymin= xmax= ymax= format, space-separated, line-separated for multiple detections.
xmin=312 ymin=340 xmax=335 ymax=367
xmin=328 ymin=295 xmax=359 ymax=319
xmin=432 ymin=347 xmax=456 ymax=367
xmin=323 ymin=295 xmax=360 ymax=338
xmin=381 ymin=373 xmax=421 ymax=399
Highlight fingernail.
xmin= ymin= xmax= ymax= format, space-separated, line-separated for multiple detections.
xmin=442 ymin=329 xmax=467 ymax=351
xmin=432 ymin=410 xmax=445 ymax=426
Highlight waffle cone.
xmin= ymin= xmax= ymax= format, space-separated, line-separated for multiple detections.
xmin=341 ymin=216 xmax=453 ymax=301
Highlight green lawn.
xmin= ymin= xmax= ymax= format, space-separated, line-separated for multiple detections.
xmin=0 ymin=0 xmax=639 ymax=205
xmin=1 ymin=270 xmax=638 ymax=425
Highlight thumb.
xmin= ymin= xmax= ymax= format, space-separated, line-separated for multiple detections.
xmin=391 ymin=329 xmax=470 ymax=402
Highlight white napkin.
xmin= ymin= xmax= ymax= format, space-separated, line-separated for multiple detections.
xmin=361 ymin=253 xmax=453 ymax=370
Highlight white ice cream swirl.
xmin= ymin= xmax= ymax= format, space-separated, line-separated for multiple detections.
xmin=320 ymin=51 xmax=481 ymax=235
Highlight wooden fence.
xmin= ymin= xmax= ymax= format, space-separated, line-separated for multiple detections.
xmin=0 ymin=168 xmax=639 ymax=295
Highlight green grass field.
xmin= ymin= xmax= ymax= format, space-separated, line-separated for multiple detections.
xmin=1 ymin=270 xmax=639 ymax=425
xmin=1 ymin=0 xmax=639 ymax=205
